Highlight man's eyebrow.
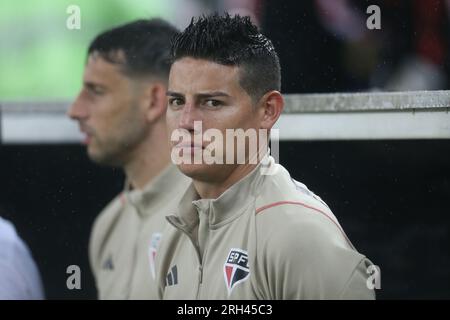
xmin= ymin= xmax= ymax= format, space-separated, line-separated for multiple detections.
xmin=196 ymin=91 xmax=230 ymax=99
xmin=166 ymin=91 xmax=230 ymax=98
xmin=166 ymin=91 xmax=184 ymax=97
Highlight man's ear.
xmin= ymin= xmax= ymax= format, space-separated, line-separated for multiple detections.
xmin=258 ymin=90 xmax=284 ymax=130
xmin=144 ymin=82 xmax=167 ymax=123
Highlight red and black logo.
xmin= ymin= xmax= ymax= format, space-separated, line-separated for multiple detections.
xmin=223 ymin=248 xmax=250 ymax=295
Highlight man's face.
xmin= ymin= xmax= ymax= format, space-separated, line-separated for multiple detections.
xmin=69 ymin=53 xmax=148 ymax=166
xmin=166 ymin=57 xmax=263 ymax=183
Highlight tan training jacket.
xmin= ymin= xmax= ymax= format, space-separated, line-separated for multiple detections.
xmin=155 ymin=156 xmax=376 ymax=299
xmin=89 ymin=164 xmax=190 ymax=299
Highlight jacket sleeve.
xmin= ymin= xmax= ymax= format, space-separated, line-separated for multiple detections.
xmin=339 ymin=258 xmax=376 ymax=300
xmin=0 ymin=219 xmax=44 ymax=299
xmin=256 ymin=206 xmax=376 ymax=300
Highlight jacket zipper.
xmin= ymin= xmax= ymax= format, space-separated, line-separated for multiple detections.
xmin=167 ymin=218 xmax=204 ymax=298
xmin=196 ymin=236 xmax=209 ymax=299
xmin=126 ymin=207 xmax=142 ymax=299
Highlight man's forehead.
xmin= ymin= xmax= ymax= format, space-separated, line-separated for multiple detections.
xmin=168 ymin=57 xmax=241 ymax=93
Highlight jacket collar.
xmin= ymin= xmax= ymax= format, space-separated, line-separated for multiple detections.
xmin=124 ymin=164 xmax=185 ymax=217
xmin=168 ymin=155 xmax=276 ymax=231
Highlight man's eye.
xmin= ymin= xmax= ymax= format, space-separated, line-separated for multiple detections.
xmin=87 ymin=87 xmax=104 ymax=95
xmin=169 ymin=98 xmax=184 ymax=107
xmin=205 ymin=99 xmax=222 ymax=108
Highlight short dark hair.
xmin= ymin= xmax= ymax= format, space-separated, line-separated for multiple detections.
xmin=171 ymin=13 xmax=281 ymax=102
xmin=88 ymin=19 xmax=179 ymax=80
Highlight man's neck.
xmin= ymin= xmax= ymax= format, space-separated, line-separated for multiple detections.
xmin=193 ymin=147 xmax=270 ymax=199
xmin=193 ymin=162 xmax=258 ymax=199
xmin=124 ymin=122 xmax=171 ymax=190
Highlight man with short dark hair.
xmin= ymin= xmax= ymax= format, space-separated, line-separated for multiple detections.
xmin=155 ymin=13 xmax=375 ymax=299
xmin=68 ymin=19 xmax=190 ymax=299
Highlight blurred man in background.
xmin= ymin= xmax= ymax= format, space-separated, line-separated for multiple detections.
xmin=68 ymin=19 xmax=190 ymax=299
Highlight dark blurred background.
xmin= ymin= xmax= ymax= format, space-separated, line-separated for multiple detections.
xmin=262 ymin=0 xmax=450 ymax=93
xmin=1 ymin=0 xmax=449 ymax=99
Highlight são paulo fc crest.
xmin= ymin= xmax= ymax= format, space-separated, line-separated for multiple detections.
xmin=223 ymin=248 xmax=250 ymax=295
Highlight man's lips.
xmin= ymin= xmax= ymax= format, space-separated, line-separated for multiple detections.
xmin=83 ymin=135 xmax=92 ymax=145
xmin=173 ymin=143 xmax=204 ymax=150
xmin=79 ymin=126 xmax=93 ymax=145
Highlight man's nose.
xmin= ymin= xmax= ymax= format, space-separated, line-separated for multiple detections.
xmin=178 ymin=103 xmax=200 ymax=133
xmin=67 ymin=94 xmax=88 ymax=120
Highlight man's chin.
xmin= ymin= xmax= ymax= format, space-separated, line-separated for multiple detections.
xmin=87 ymin=148 xmax=119 ymax=167
xmin=176 ymin=163 xmax=205 ymax=178
xmin=176 ymin=163 xmax=232 ymax=182
xmin=87 ymin=151 xmax=105 ymax=165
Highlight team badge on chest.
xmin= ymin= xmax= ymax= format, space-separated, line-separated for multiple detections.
xmin=223 ymin=248 xmax=250 ymax=295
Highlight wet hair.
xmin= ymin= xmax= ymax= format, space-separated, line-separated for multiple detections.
xmin=171 ymin=13 xmax=281 ymax=102
xmin=88 ymin=19 xmax=178 ymax=80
